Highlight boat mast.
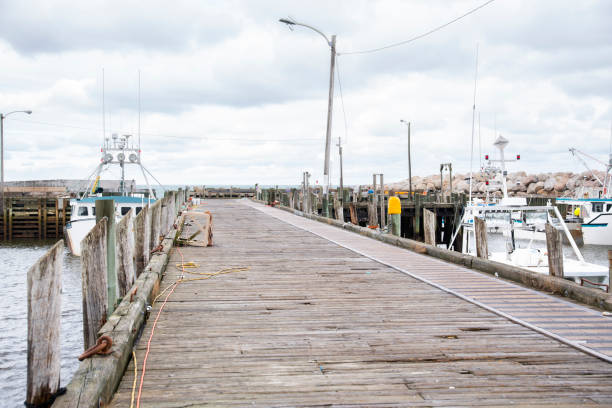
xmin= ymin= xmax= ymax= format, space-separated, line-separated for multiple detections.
xmin=468 ymin=44 xmax=479 ymax=204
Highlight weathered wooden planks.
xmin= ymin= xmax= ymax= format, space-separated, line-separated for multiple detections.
xmin=546 ymin=222 xmax=564 ymax=278
xmin=116 ymin=208 xmax=135 ymax=296
xmin=110 ymin=201 xmax=612 ymax=407
xmin=81 ymin=217 xmax=108 ymax=349
xmin=423 ymin=208 xmax=436 ymax=245
xmin=26 ymin=240 xmax=63 ymax=406
xmin=474 ymin=216 xmax=488 ymax=259
xmin=133 ymin=204 xmax=151 ymax=277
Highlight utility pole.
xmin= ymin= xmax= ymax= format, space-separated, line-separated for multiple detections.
xmin=322 ymin=34 xmax=337 ymax=217
xmin=400 ymin=120 xmax=412 ymax=199
xmin=279 ymin=18 xmax=336 ymax=218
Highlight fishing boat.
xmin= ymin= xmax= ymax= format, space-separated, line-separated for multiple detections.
xmin=453 ymin=203 xmax=609 ymax=289
xmin=555 ymin=147 xmax=612 ymax=246
xmin=64 ymin=134 xmax=159 ymax=256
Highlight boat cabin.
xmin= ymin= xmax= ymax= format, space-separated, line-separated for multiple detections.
xmin=69 ymin=196 xmax=154 ymax=221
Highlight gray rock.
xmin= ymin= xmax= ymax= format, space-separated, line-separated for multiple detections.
xmin=544 ymin=177 xmax=556 ymax=191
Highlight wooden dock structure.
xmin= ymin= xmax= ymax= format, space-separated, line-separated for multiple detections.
xmin=1 ymin=196 xmax=70 ymax=240
xmin=109 ymin=200 xmax=612 ymax=407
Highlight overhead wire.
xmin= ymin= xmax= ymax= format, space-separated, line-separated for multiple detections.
xmin=5 ymin=117 xmax=320 ymax=143
xmin=339 ymin=0 xmax=497 ymax=56
xmin=335 ymin=57 xmax=349 ymax=146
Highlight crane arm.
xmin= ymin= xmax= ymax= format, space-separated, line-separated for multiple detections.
xmin=569 ymin=148 xmax=604 ymax=186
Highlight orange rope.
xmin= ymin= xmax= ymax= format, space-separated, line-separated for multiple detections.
xmin=135 ymin=247 xmax=186 ymax=408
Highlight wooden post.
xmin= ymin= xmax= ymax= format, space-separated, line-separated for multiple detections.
xmin=388 ymin=196 xmax=401 ymax=236
xmin=54 ymin=198 xmax=59 ymax=238
xmin=380 ymin=174 xmax=386 ymax=229
xmin=134 ymin=204 xmax=151 ymax=277
xmin=26 ymin=240 xmax=63 ymax=407
xmin=81 ymin=217 xmax=108 ymax=349
xmin=96 ymin=200 xmax=117 ymax=314
xmin=368 ymin=201 xmax=378 ymax=228
xmin=334 ymin=192 xmax=343 ymax=221
xmin=546 ymin=222 xmax=564 ymax=278
xmin=414 ymin=193 xmax=421 ymax=238
xmin=8 ymin=197 xmax=13 ymax=239
xmin=474 ymin=216 xmax=488 ymax=259
xmin=116 ymin=209 xmax=135 ymax=297
xmin=423 ymin=208 xmax=436 ymax=245
xmin=149 ymin=200 xmax=162 ymax=252
xmin=349 ymin=203 xmax=358 ymax=225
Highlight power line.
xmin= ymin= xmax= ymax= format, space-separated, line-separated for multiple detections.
xmin=339 ymin=0 xmax=497 ymax=56
xmin=5 ymin=117 xmax=320 ymax=143
xmin=335 ymin=58 xmax=349 ymax=146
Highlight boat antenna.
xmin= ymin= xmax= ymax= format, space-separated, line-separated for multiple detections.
xmin=102 ymin=68 xmax=105 ymax=146
xmin=138 ymin=69 xmax=141 ymax=151
xmin=478 ymin=111 xmax=482 ymax=171
xmin=468 ymin=43 xmax=479 ymax=204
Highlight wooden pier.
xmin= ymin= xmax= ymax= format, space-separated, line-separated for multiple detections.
xmin=108 ymin=200 xmax=612 ymax=407
xmin=1 ymin=196 xmax=70 ymax=240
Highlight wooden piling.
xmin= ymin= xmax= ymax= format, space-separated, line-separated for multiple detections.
xmin=81 ymin=217 xmax=108 ymax=349
xmin=546 ymin=222 xmax=564 ymax=278
xmin=367 ymin=201 xmax=378 ymax=228
xmin=414 ymin=193 xmax=421 ymax=237
xmin=160 ymin=193 xmax=169 ymax=236
xmin=423 ymin=208 xmax=436 ymax=245
xmin=133 ymin=205 xmax=150 ymax=277
xmin=96 ymin=200 xmax=117 ymax=314
xmin=116 ymin=209 xmax=135 ymax=297
xmin=149 ymin=200 xmax=162 ymax=251
xmin=333 ymin=193 xmax=343 ymax=221
xmin=474 ymin=216 xmax=488 ymax=259
xmin=26 ymin=240 xmax=63 ymax=407
xmin=349 ymin=203 xmax=358 ymax=225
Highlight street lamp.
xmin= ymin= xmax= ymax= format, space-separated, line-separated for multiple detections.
xmin=400 ymin=119 xmax=412 ymax=199
xmin=279 ymin=17 xmax=336 ymax=217
xmin=1 ymin=110 xmax=32 ymax=214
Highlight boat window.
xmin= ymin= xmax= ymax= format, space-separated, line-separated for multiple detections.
xmin=136 ymin=207 xmax=142 ymax=215
xmin=91 ymin=207 xmax=95 ymax=216
xmin=121 ymin=207 xmax=131 ymax=216
xmin=607 ymin=204 xmax=612 ymax=212
xmin=592 ymin=202 xmax=604 ymax=213
xmin=78 ymin=206 xmax=88 ymax=216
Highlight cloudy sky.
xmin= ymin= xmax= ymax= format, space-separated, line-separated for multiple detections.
xmin=1 ymin=0 xmax=610 ymax=187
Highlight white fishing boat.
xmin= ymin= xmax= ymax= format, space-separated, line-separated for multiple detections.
xmin=553 ymin=147 xmax=612 ymax=246
xmin=453 ymin=203 xmax=609 ymax=290
xmin=65 ymin=133 xmax=159 ymax=256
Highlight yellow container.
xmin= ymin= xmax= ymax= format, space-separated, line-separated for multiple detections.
xmin=388 ymin=196 xmax=401 ymax=214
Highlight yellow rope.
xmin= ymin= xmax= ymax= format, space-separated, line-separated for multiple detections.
xmin=152 ymin=267 xmax=249 ymax=305
xmin=175 ymin=261 xmax=199 ymax=269
xmin=130 ymin=350 xmax=137 ymax=408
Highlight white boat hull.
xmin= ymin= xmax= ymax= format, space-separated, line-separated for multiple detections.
xmin=581 ymin=222 xmax=612 ymax=246
xmin=65 ymin=218 xmax=96 ymax=257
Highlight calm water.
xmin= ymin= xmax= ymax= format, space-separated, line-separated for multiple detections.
xmin=0 ymin=240 xmax=82 ymax=408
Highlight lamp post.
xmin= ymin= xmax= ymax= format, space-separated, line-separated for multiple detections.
xmin=1 ymin=110 xmax=32 ymax=214
xmin=279 ymin=17 xmax=336 ymax=217
xmin=400 ymin=119 xmax=412 ymax=199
